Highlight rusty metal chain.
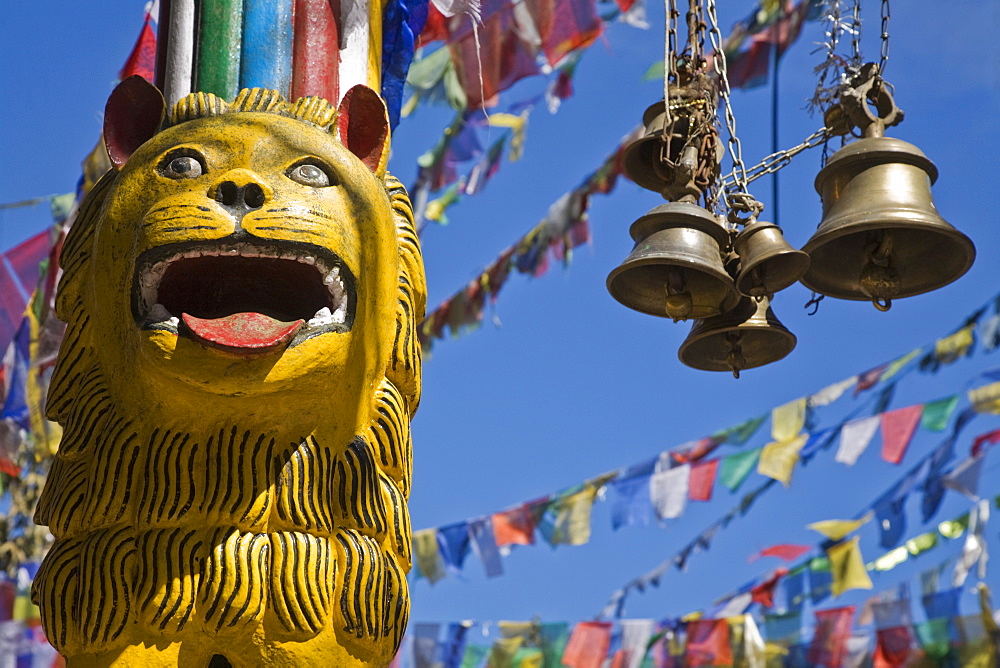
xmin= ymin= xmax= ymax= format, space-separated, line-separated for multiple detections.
xmin=851 ymin=0 xmax=862 ymax=63
xmin=663 ymin=0 xmax=679 ymax=129
xmin=879 ymin=0 xmax=891 ymax=76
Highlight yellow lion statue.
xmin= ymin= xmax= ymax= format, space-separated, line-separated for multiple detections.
xmin=32 ymin=76 xmax=425 ymax=667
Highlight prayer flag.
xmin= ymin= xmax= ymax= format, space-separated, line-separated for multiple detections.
xmin=771 ymin=398 xmax=806 ymax=442
xmin=943 ymin=455 xmax=985 ymax=500
xmin=872 ymin=597 xmax=913 ymax=630
xmin=922 ymin=437 xmax=957 ymax=522
xmin=913 ymin=619 xmax=952 ymax=659
xmin=952 ymin=500 xmax=989 ymax=586
xmin=921 ymin=395 xmax=960 ymax=432
xmin=688 ymin=459 xmax=718 ymax=502
xmin=493 ymin=504 xmax=536 ymax=546
xmin=971 ymin=428 xmax=1000 ymax=457
xmin=881 ymin=348 xmax=922 ymax=382
xmin=751 ymin=568 xmax=788 ymax=608
xmin=609 ymin=474 xmax=654 ymax=530
xmin=905 ymin=531 xmax=938 ymax=556
xmin=713 ymin=414 xmax=767 ymax=445
xmin=617 ymin=619 xmax=655 ymax=668
xmin=650 ymin=464 xmax=690 ymax=519
xmin=742 ymin=615 xmax=766 ymax=668
xmin=844 ymin=632 xmax=872 ymax=668
xmin=413 ymin=529 xmax=447 ymax=583
xmin=969 ymin=381 xmax=1000 ymax=413
xmin=752 ymin=544 xmax=810 ymax=563
xmin=713 ymin=592 xmax=752 ymax=619
xmin=809 ymin=377 xmax=856 ymax=407
xmin=922 ymin=587 xmax=961 ymax=620
xmin=827 ymin=537 xmax=873 ymax=597
xmin=437 ymin=522 xmax=471 ymax=572
xmin=562 ymin=621 xmax=612 ymax=668
xmin=982 ymin=313 xmax=1000 ymax=351
xmin=808 ymin=606 xmax=856 ymax=667
xmin=935 ymin=324 xmax=975 ymax=364
xmin=548 ymin=484 xmax=599 ymax=546
xmin=488 ymin=637 xmax=523 ymax=667
xmin=468 ymin=517 xmax=503 ymax=578
xmin=836 ymin=416 xmax=879 ymax=466
xmin=855 ymin=365 xmax=887 ymax=395
xmin=874 ymin=626 xmax=912 ymax=667
xmin=757 ymin=434 xmax=807 ymax=486
xmin=719 ymin=448 xmax=761 ymax=492
xmin=685 ymin=619 xmax=732 ymax=667
xmin=807 ymin=514 xmax=871 ymax=541
xmin=540 ymin=623 xmax=570 ymax=666
xmin=880 ymin=404 xmax=923 ymax=464
xmin=440 ymin=623 xmax=471 ymax=668
xmin=414 ymin=622 xmax=441 ymax=667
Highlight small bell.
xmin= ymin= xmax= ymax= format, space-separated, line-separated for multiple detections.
xmin=607 ymin=202 xmax=739 ymax=321
xmin=733 ymin=219 xmax=810 ymax=298
xmin=622 ymin=101 xmax=678 ymax=193
xmin=802 ymin=135 xmax=975 ymax=310
xmin=677 ymin=296 xmax=796 ymax=377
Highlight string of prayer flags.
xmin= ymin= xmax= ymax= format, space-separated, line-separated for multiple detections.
xmin=757 ymin=433 xmax=807 ymax=486
xmin=880 ymin=404 xmax=924 ymax=464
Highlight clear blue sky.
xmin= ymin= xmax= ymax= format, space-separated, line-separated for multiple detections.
xmin=1 ymin=0 xmax=999 ymax=636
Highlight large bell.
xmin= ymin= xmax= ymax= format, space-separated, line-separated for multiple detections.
xmin=622 ymin=101 xmax=682 ymax=193
xmin=678 ymin=296 xmax=796 ymax=378
xmin=802 ymin=136 xmax=975 ymax=310
xmin=607 ymin=202 xmax=739 ymax=321
xmin=733 ymin=219 xmax=810 ymax=298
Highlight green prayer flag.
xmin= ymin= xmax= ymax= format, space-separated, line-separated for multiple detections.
xmin=939 ymin=514 xmax=970 ymax=539
xmin=921 ymin=395 xmax=960 ymax=432
xmin=713 ymin=414 xmax=768 ymax=446
xmin=642 ymin=60 xmax=665 ymax=82
xmin=461 ymin=645 xmax=489 ymax=668
xmin=719 ymin=448 xmax=762 ymax=492
xmin=540 ymin=622 xmax=570 ymax=665
xmin=914 ymin=618 xmax=953 ymax=659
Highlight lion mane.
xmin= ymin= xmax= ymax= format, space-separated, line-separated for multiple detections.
xmin=32 ymin=87 xmax=425 ymax=666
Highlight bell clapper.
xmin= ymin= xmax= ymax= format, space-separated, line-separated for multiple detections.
xmin=665 ymin=268 xmax=694 ymax=322
xmin=725 ymin=331 xmax=745 ymax=379
xmin=859 ymin=230 xmax=900 ymax=311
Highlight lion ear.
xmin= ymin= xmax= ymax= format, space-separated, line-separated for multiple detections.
xmin=104 ymin=75 xmax=166 ymax=169
xmin=336 ymin=85 xmax=389 ymax=178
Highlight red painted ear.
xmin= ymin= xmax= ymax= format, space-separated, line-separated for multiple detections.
xmin=104 ymin=75 xmax=166 ymax=169
xmin=337 ymin=85 xmax=389 ymax=176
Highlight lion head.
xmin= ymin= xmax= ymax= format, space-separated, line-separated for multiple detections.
xmin=32 ymin=77 xmax=425 ymax=667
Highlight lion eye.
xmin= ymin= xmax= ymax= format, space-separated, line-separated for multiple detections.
xmin=162 ymin=155 xmax=203 ymax=179
xmin=288 ymin=162 xmax=331 ymax=187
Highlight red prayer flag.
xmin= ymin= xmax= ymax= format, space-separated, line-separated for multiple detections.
xmin=562 ymin=621 xmax=612 ymax=668
xmin=119 ymin=16 xmax=158 ymax=83
xmin=855 ymin=365 xmax=887 ymax=395
xmin=688 ymin=458 xmax=719 ymax=502
xmin=685 ymin=619 xmax=732 ymax=666
xmin=881 ymin=404 xmax=923 ymax=464
xmin=492 ymin=504 xmax=535 ymax=546
xmin=751 ymin=568 xmax=789 ymax=608
xmin=751 ymin=544 xmax=811 ymax=562
xmin=808 ymin=606 xmax=856 ymax=667
xmin=874 ymin=626 xmax=913 ymax=668
xmin=972 ymin=428 xmax=1000 ymax=457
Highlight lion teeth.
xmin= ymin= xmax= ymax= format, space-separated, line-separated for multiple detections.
xmin=307 ymin=307 xmax=334 ymax=327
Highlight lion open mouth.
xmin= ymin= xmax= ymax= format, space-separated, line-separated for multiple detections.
xmin=132 ymin=238 xmax=356 ymax=354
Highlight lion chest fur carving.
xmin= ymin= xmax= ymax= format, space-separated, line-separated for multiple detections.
xmin=32 ymin=77 xmax=425 ymax=667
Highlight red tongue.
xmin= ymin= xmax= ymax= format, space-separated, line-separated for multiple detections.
xmin=181 ymin=312 xmax=304 ymax=354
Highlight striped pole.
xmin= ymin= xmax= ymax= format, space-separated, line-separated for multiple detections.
xmin=162 ymin=0 xmax=196 ymax=107
xmin=198 ymin=0 xmax=243 ymax=100
xmin=291 ymin=0 xmax=340 ymax=102
xmin=339 ymin=0 xmax=373 ymax=101
xmin=240 ymin=0 xmax=294 ymax=97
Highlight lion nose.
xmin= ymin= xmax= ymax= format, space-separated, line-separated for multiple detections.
xmin=216 ymin=181 xmax=266 ymax=211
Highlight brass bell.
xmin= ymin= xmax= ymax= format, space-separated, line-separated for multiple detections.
xmin=622 ymin=101 xmax=684 ymax=193
xmin=678 ymin=296 xmax=796 ymax=378
xmin=607 ymin=202 xmax=739 ymax=321
xmin=733 ymin=219 xmax=810 ymax=298
xmin=802 ymin=136 xmax=975 ymax=310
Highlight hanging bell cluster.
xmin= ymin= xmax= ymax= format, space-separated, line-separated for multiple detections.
xmin=608 ymin=88 xmax=806 ymax=377
xmin=801 ymin=64 xmax=976 ymax=311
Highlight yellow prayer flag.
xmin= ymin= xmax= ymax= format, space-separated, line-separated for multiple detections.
xmin=489 ymin=636 xmax=524 ymax=668
xmin=499 ymin=621 xmax=536 ymax=640
xmin=935 ymin=324 xmax=975 ymax=362
xmin=412 ymin=528 xmax=446 ymax=584
xmin=514 ymin=649 xmax=544 ymax=668
xmin=873 ymin=547 xmax=908 ymax=571
xmin=806 ymin=513 xmax=872 ymax=541
xmin=968 ymin=381 xmax=1000 ymax=414
xmin=881 ymin=348 xmax=922 ymax=382
xmin=757 ymin=434 xmax=807 ymax=487
xmin=826 ymin=537 xmax=873 ymax=597
xmin=549 ymin=484 xmax=599 ymax=546
xmin=771 ymin=398 xmax=807 ymax=442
